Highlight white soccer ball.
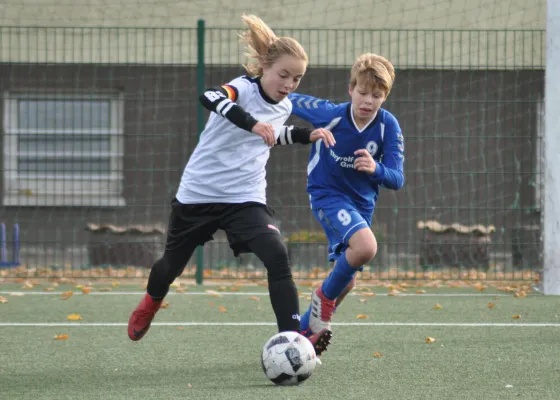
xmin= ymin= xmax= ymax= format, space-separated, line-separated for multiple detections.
xmin=261 ymin=331 xmax=317 ymax=386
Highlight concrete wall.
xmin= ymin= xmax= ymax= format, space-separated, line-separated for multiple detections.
xmin=0 ymin=0 xmax=545 ymax=30
xmin=0 ymin=0 xmax=546 ymax=68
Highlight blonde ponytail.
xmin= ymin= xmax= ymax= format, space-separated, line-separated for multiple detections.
xmin=240 ymin=14 xmax=308 ymax=77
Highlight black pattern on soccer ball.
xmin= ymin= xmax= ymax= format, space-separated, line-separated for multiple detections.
xmin=285 ymin=346 xmax=303 ymax=372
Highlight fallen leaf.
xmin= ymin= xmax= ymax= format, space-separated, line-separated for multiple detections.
xmin=54 ymin=334 xmax=69 ymax=340
xmin=512 ymin=314 xmax=521 ymax=319
xmin=217 ymin=286 xmax=227 ymax=292
xmin=177 ymin=326 xmax=184 ymax=330
xmin=44 ymin=287 xmax=55 ymax=292
xmin=361 ymin=292 xmax=376 ymax=297
xmin=228 ymin=287 xmax=240 ymax=292
xmin=474 ymin=282 xmax=486 ymax=291
xmin=98 ymin=287 xmax=112 ymax=292
xmin=0 ymin=296 xmax=7 ymax=304
xmin=488 ymin=302 xmax=496 ymax=309
xmin=426 ymin=337 xmax=436 ymax=343
xmin=112 ymin=281 xmax=119 ymax=287
xmin=433 ymin=303 xmax=443 ymax=310
xmin=208 ymin=301 xmax=215 ymax=307
xmin=187 ymin=383 xmax=193 ymax=389
xmin=22 ymin=281 xmax=34 ymax=289
xmin=81 ymin=287 xmax=92 ymax=294
xmin=359 ymin=298 xmax=368 ymax=303
xmin=60 ymin=291 xmax=73 ymax=300
xmin=218 ymin=305 xmax=227 ymax=313
xmin=373 ymin=352 xmax=383 ymax=358
xmin=356 ymin=314 xmax=369 ymax=319
xmin=250 ymin=296 xmax=260 ymax=302
xmin=175 ymin=288 xmax=187 ymax=293
xmin=160 ymin=302 xmax=170 ymax=309
xmin=514 ymin=291 xmax=527 ymax=298
xmin=387 ymin=290 xmax=400 ymax=296
xmin=67 ymin=313 xmax=82 ymax=321
xmin=415 ymin=289 xmax=426 ymax=294
xmin=206 ymin=290 xmax=221 ymax=297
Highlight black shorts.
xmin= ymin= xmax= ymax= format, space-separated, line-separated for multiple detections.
xmin=165 ymin=198 xmax=282 ymax=256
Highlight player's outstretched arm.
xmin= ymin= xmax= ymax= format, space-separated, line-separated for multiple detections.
xmin=199 ymin=86 xmax=275 ymax=146
xmin=289 ymin=93 xmax=338 ymax=126
xmin=275 ymin=126 xmax=335 ymax=148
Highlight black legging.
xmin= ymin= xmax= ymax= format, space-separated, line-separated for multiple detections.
xmin=147 ymin=232 xmax=300 ymax=332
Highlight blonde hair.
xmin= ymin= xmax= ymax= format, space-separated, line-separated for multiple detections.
xmin=350 ymin=53 xmax=395 ymax=96
xmin=240 ymin=14 xmax=308 ymax=77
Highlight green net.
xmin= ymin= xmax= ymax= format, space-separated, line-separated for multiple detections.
xmin=0 ymin=1 xmax=546 ymax=281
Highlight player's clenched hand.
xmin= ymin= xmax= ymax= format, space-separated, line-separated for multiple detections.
xmin=354 ymin=149 xmax=377 ymax=174
xmin=252 ymin=122 xmax=276 ymax=147
xmin=310 ymin=128 xmax=336 ymax=148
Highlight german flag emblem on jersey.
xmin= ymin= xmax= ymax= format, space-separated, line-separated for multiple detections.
xmin=221 ymin=85 xmax=238 ymax=101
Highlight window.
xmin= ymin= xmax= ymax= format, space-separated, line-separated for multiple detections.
xmin=3 ymin=92 xmax=125 ymax=206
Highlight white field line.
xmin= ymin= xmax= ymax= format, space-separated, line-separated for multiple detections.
xmin=0 ymin=322 xmax=559 ymax=327
xmin=0 ymin=291 xmax=518 ymax=297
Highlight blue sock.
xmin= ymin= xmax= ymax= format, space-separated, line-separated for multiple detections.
xmin=321 ymin=251 xmax=357 ymax=300
xmin=300 ymin=303 xmax=311 ymax=333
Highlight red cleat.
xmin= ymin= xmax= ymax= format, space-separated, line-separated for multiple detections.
xmin=307 ymin=328 xmax=332 ymax=356
xmin=128 ymin=293 xmax=163 ymax=341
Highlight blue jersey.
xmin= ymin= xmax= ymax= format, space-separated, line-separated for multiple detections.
xmin=289 ymin=93 xmax=405 ymax=214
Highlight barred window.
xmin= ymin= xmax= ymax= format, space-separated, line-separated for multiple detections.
xmin=3 ymin=92 xmax=125 ymax=206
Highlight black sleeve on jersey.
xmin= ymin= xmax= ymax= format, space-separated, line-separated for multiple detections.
xmin=199 ymin=86 xmax=259 ymax=132
xmin=275 ymin=126 xmax=313 ymax=145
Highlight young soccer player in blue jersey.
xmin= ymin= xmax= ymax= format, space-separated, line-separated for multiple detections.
xmin=289 ymin=53 xmax=405 ymax=348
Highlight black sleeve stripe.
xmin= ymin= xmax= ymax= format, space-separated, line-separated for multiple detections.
xmin=278 ymin=127 xmax=286 ymax=145
xmin=277 ymin=126 xmax=292 ymax=145
xmin=276 ymin=126 xmax=312 ymax=146
xmin=220 ymin=102 xmax=235 ymax=117
xmin=216 ymin=98 xmax=232 ymax=116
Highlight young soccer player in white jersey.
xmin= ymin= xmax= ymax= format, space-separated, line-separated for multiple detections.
xmin=127 ymin=15 xmax=335 ymax=355
xmin=288 ymin=54 xmax=405 ymax=350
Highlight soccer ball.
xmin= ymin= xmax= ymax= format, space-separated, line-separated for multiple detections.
xmin=261 ymin=331 xmax=317 ymax=386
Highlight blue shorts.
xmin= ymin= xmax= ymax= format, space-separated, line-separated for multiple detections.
xmin=311 ymin=198 xmax=372 ymax=262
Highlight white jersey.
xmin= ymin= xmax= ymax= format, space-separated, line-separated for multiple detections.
xmin=176 ymin=76 xmax=292 ymax=205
